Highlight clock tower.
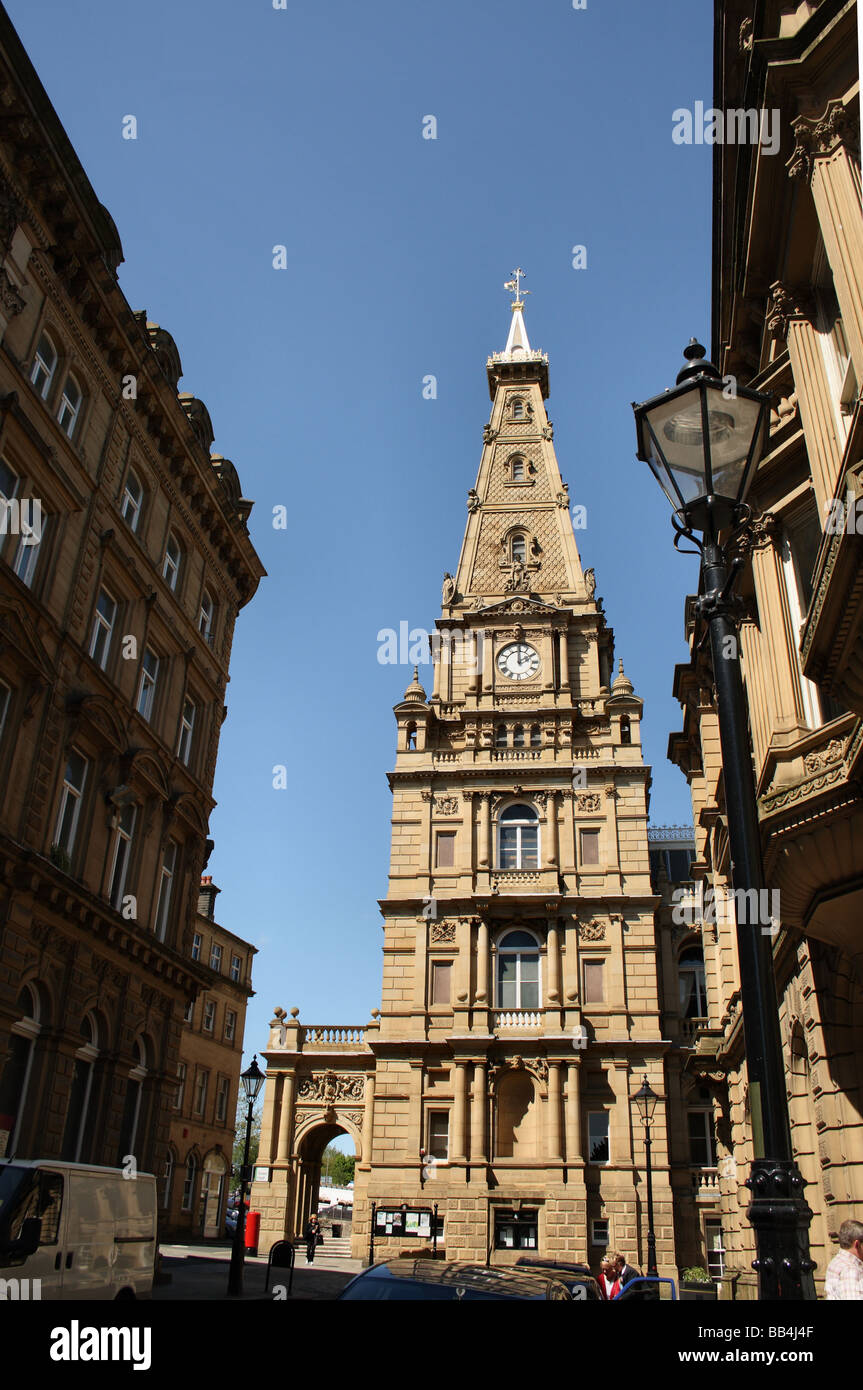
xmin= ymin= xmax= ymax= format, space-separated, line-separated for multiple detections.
xmin=356 ymin=282 xmax=673 ymax=1268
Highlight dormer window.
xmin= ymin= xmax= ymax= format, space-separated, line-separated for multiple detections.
xmin=30 ymin=333 xmax=57 ymax=400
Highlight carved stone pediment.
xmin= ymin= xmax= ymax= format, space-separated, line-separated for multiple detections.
xmin=471 ymin=597 xmax=563 ymax=619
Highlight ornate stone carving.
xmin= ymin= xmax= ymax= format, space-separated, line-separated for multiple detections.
xmin=576 ymin=793 xmax=601 ymax=813
xmin=541 ymin=423 xmax=554 ymax=440
xmin=442 ymin=572 xmax=456 ymax=605
xmin=467 ymin=489 xmax=480 ymax=512
xmin=0 ymin=267 xmax=24 ymax=318
xmin=430 ymin=921 xmax=457 ymax=943
xmin=489 ymin=1056 xmax=548 ymax=1084
xmin=344 ymin=1111 xmax=364 ymax=1131
xmin=583 ymin=568 xmax=596 ymax=598
xmin=787 ymin=99 xmax=859 ymax=182
xmin=433 ymin=795 xmax=459 ymax=815
xmin=298 ymin=1071 xmax=365 ymax=1103
xmin=483 ymin=424 xmax=498 ymax=444
xmin=767 ymin=281 xmax=812 ymax=338
xmin=803 ymin=738 xmax=846 ymax=774
xmin=577 ymin=919 xmax=606 ymax=941
xmin=556 ymin=483 xmax=569 ymax=509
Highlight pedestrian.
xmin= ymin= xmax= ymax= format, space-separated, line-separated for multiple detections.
xmin=598 ymin=1255 xmax=621 ymax=1301
xmin=613 ymin=1250 xmax=642 ymax=1289
xmin=304 ymin=1213 xmax=324 ymax=1264
xmin=825 ymin=1219 xmax=863 ymax=1299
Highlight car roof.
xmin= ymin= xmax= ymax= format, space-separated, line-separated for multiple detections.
xmin=356 ymin=1259 xmax=570 ymax=1296
xmin=0 ymin=1159 xmax=155 ymax=1179
xmin=515 ymin=1257 xmax=594 ymax=1275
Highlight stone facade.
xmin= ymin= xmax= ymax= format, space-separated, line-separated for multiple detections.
xmin=667 ymin=0 xmax=863 ymax=1297
xmin=162 ymin=877 xmax=256 ymax=1240
xmin=252 ymin=300 xmax=676 ymax=1274
xmin=0 ymin=6 xmax=264 ymax=1192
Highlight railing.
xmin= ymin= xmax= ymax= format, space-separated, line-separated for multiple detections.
xmin=491 ymin=870 xmax=542 ymax=886
xmin=679 ymin=1017 xmax=708 ymax=1044
xmin=299 ymin=1025 xmax=366 ymax=1048
xmin=690 ymin=1167 xmax=720 ymax=1198
xmin=491 ymin=749 xmax=542 ymax=761
xmin=494 ymin=1010 xmax=542 ymax=1030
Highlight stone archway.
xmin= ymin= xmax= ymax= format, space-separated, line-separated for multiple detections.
xmin=293 ymin=1119 xmax=357 ymax=1236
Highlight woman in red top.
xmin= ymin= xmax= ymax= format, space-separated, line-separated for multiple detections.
xmin=598 ymin=1257 xmax=621 ymax=1301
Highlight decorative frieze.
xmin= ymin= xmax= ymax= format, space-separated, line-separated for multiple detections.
xmin=297 ymin=1071 xmax=364 ymax=1103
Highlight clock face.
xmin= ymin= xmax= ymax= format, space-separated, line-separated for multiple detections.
xmin=497 ymin=642 xmax=540 ymax=681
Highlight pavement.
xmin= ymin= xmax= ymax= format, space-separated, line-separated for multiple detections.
xmin=153 ymin=1242 xmax=362 ymax=1301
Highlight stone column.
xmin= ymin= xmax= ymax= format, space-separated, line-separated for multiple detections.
xmin=439 ymin=626 xmax=452 ymax=703
xmin=566 ymin=1060 xmax=583 ymax=1163
xmin=452 ymin=1061 xmax=468 ymax=1162
xmin=544 ymin=791 xmax=559 ymax=867
xmin=770 ymin=289 xmax=843 ymax=514
xmin=471 ymin=1061 xmax=487 ymax=1162
xmin=479 ymin=793 xmax=492 ymax=869
xmin=475 ymin=916 xmax=490 ymax=1005
xmin=547 ymin=1061 xmax=562 ymax=1161
xmin=546 ymin=917 xmax=561 ymax=1020
xmin=482 ymin=629 xmax=494 ymax=693
xmin=541 ymin=629 xmax=554 ymax=690
xmin=276 ymin=1071 xmax=295 ymax=1163
xmin=789 ymin=100 xmax=863 ymax=377
xmin=360 ymin=1071 xmax=376 ymax=1170
xmin=454 ymin=918 xmax=471 ymax=1028
xmin=611 ymin=1061 xmax=633 ymax=1165
xmin=558 ymin=627 xmax=570 ymax=691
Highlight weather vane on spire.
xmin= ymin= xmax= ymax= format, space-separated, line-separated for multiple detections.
xmin=503 ymin=267 xmax=530 ymax=305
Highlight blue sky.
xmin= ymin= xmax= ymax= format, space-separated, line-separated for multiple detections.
xmin=9 ymin=0 xmax=714 ymax=1065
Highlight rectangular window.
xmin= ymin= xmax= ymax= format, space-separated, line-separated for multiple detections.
xmin=108 ymin=803 xmax=136 ymax=909
xmin=210 ymin=943 xmax=222 ymax=973
xmin=136 ymin=648 xmax=158 ymax=721
xmin=216 ymin=1078 xmax=230 ymax=1125
xmin=430 ymin=961 xmax=452 ymax=1005
xmin=183 ymin=998 xmax=194 ymax=1024
xmin=428 ymin=1112 xmax=449 ymax=1161
xmin=494 ymin=1208 xmax=538 ymax=1251
xmin=587 ymin=1112 xmax=610 ymax=1165
xmin=591 ymin=1219 xmax=609 ymax=1247
xmin=580 ymin=828 xmax=600 ymax=866
xmin=174 ymin=1062 xmax=186 ymax=1111
xmin=582 ymin=959 xmax=605 ymax=1004
xmin=230 ymin=954 xmax=242 ymax=983
xmin=199 ymin=590 xmax=213 ymax=641
xmin=435 ymin=832 xmax=455 ymax=868
xmin=191 ymin=932 xmax=202 ymax=962
xmin=688 ymin=1110 xmax=716 ymax=1167
xmin=224 ymin=1009 xmax=237 ymax=1042
xmin=163 ymin=533 xmax=181 ymax=591
xmin=705 ymin=1218 xmax=725 ymax=1278
xmin=194 ymin=1070 xmax=208 ymax=1116
xmin=54 ymin=749 xmax=88 ymax=855
xmin=154 ymin=840 xmax=177 ymax=941
xmin=121 ymin=470 xmax=142 ymax=532
xmin=13 ymin=526 xmax=41 ymax=588
xmin=177 ymin=698 xmax=195 ymax=765
xmin=203 ymin=1000 xmax=216 ymax=1034
xmin=89 ymin=589 xmax=117 ymax=670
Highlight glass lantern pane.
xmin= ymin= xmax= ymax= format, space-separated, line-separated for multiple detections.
xmin=643 ymin=389 xmax=710 ymax=506
xmin=702 ymin=380 xmax=764 ymax=501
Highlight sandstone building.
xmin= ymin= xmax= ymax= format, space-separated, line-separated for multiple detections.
xmin=0 ymin=3 xmax=264 ymax=1184
xmin=667 ymin=0 xmax=862 ymax=1295
xmin=162 ymin=875 xmax=256 ymax=1240
xmin=252 ymin=294 xmax=678 ymax=1271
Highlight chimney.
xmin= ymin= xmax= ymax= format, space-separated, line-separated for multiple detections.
xmin=198 ymin=874 xmax=220 ymax=921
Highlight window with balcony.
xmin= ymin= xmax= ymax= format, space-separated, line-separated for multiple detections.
xmin=496 ymin=930 xmax=540 ymax=1010
xmin=498 ymin=803 xmax=539 ymax=869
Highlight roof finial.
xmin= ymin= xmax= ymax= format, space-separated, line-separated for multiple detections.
xmin=503 ymin=267 xmax=531 ymax=308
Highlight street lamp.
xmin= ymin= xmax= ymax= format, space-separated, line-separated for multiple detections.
xmin=633 ymin=342 xmax=816 ymax=1301
xmin=632 ymin=1076 xmax=659 ymax=1278
xmin=227 ymin=1055 xmax=265 ymax=1297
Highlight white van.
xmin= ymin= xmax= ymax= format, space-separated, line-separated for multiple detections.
xmin=0 ymin=1160 xmax=157 ymax=1300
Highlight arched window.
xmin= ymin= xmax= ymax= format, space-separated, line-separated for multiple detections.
xmin=513 ymin=724 xmax=525 ymax=748
xmin=530 ymin=723 xmax=541 ymax=748
xmin=510 ymin=533 xmax=527 ymax=564
xmin=496 ymin=929 xmax=540 ymax=1010
xmin=498 ymin=803 xmax=539 ymax=869
xmin=679 ymin=947 xmax=707 ymax=1019
xmin=511 ymin=398 xmax=525 ymax=420
xmin=495 ymin=724 xmax=507 ymax=748
xmin=121 ymin=468 xmax=143 ymax=532
xmin=510 ymin=455 xmax=526 ymax=481
xmin=406 ymin=722 xmax=417 ymax=751
xmin=182 ymin=1152 xmax=198 ymax=1212
xmin=30 ymin=332 xmax=57 ymax=400
xmin=0 ymin=983 xmax=42 ymax=1156
xmin=62 ymin=1011 xmax=99 ymax=1162
xmin=620 ymin=715 xmax=632 ymax=745
xmin=57 ymin=373 xmax=82 ymax=438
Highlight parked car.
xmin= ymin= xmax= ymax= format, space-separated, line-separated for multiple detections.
xmin=337 ymin=1258 xmax=573 ymax=1301
xmin=0 ymin=1159 xmax=157 ymax=1300
xmin=514 ymin=1256 xmax=602 ymax=1301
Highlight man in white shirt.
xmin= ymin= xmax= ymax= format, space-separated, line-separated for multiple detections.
xmin=825 ymin=1220 xmax=863 ymax=1299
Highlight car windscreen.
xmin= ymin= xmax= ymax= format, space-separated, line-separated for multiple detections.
xmin=0 ymin=1165 xmax=37 ymax=1243
xmin=340 ymin=1277 xmax=542 ymax=1301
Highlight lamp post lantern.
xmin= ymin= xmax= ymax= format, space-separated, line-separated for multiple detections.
xmin=633 ymin=342 xmax=816 ymax=1301
xmin=227 ymin=1054 xmax=265 ymax=1297
xmin=632 ymin=1076 xmax=659 ymax=1278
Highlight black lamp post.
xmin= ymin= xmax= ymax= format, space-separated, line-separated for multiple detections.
xmin=633 ymin=342 xmax=815 ymax=1301
xmin=227 ymin=1055 xmax=265 ymax=1297
xmin=632 ymin=1076 xmax=659 ymax=1278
